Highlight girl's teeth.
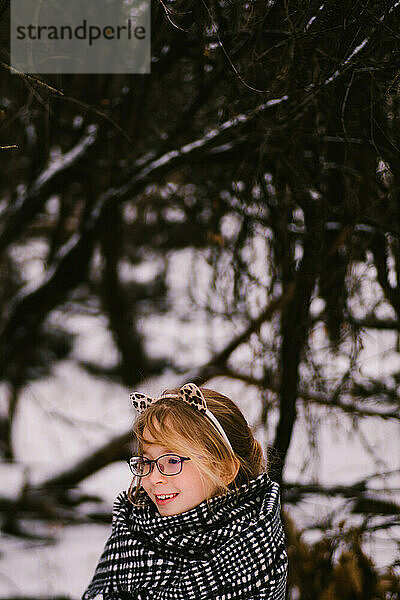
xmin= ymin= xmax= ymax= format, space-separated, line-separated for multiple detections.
xmin=157 ymin=494 xmax=176 ymax=499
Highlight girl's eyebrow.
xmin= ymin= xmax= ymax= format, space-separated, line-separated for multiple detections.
xmin=141 ymin=445 xmax=167 ymax=459
xmin=142 ymin=449 xmax=177 ymax=459
xmin=141 ymin=449 xmax=153 ymax=459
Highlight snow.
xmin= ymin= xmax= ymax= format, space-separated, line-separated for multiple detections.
xmin=1 ymin=247 xmax=399 ymax=596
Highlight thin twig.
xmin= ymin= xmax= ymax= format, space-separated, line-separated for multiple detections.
xmin=200 ymin=0 xmax=270 ymax=94
xmin=0 ymin=61 xmax=64 ymax=96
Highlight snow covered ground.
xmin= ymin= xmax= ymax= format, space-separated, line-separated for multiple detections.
xmin=1 ymin=251 xmax=399 ymax=597
xmin=1 ymin=358 xmax=399 ymax=597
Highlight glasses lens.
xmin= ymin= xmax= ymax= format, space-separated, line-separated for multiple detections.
xmin=158 ymin=455 xmax=182 ymax=475
xmin=130 ymin=457 xmax=150 ymax=476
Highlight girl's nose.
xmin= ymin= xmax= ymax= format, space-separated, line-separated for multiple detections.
xmin=147 ymin=463 xmax=167 ymax=483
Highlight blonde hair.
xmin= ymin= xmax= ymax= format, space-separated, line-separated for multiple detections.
xmin=129 ymin=386 xmax=265 ymax=505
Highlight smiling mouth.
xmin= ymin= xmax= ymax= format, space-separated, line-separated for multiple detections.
xmin=155 ymin=493 xmax=179 ymax=505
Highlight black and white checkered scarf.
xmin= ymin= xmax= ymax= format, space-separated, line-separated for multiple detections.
xmin=82 ymin=473 xmax=287 ymax=600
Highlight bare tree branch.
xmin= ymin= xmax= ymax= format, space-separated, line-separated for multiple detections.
xmin=0 ymin=127 xmax=98 ymax=256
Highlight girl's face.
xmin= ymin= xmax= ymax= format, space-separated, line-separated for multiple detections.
xmin=140 ymin=430 xmax=216 ymax=516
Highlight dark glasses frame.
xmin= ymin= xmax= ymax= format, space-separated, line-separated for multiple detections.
xmin=127 ymin=453 xmax=191 ymax=477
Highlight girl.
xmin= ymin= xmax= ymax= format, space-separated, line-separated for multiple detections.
xmin=82 ymin=383 xmax=288 ymax=600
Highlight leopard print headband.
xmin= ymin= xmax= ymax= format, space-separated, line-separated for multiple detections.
xmin=130 ymin=382 xmax=233 ymax=452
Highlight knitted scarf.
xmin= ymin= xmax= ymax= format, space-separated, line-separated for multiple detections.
xmin=82 ymin=473 xmax=287 ymax=600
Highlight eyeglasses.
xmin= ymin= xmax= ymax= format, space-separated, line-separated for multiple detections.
xmin=127 ymin=454 xmax=191 ymax=477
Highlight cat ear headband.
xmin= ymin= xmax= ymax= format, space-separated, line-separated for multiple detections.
xmin=130 ymin=382 xmax=233 ymax=452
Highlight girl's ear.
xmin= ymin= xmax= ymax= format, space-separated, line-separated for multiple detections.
xmin=224 ymin=457 xmax=240 ymax=485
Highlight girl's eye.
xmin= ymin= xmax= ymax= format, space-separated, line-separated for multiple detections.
xmin=167 ymin=457 xmax=180 ymax=465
